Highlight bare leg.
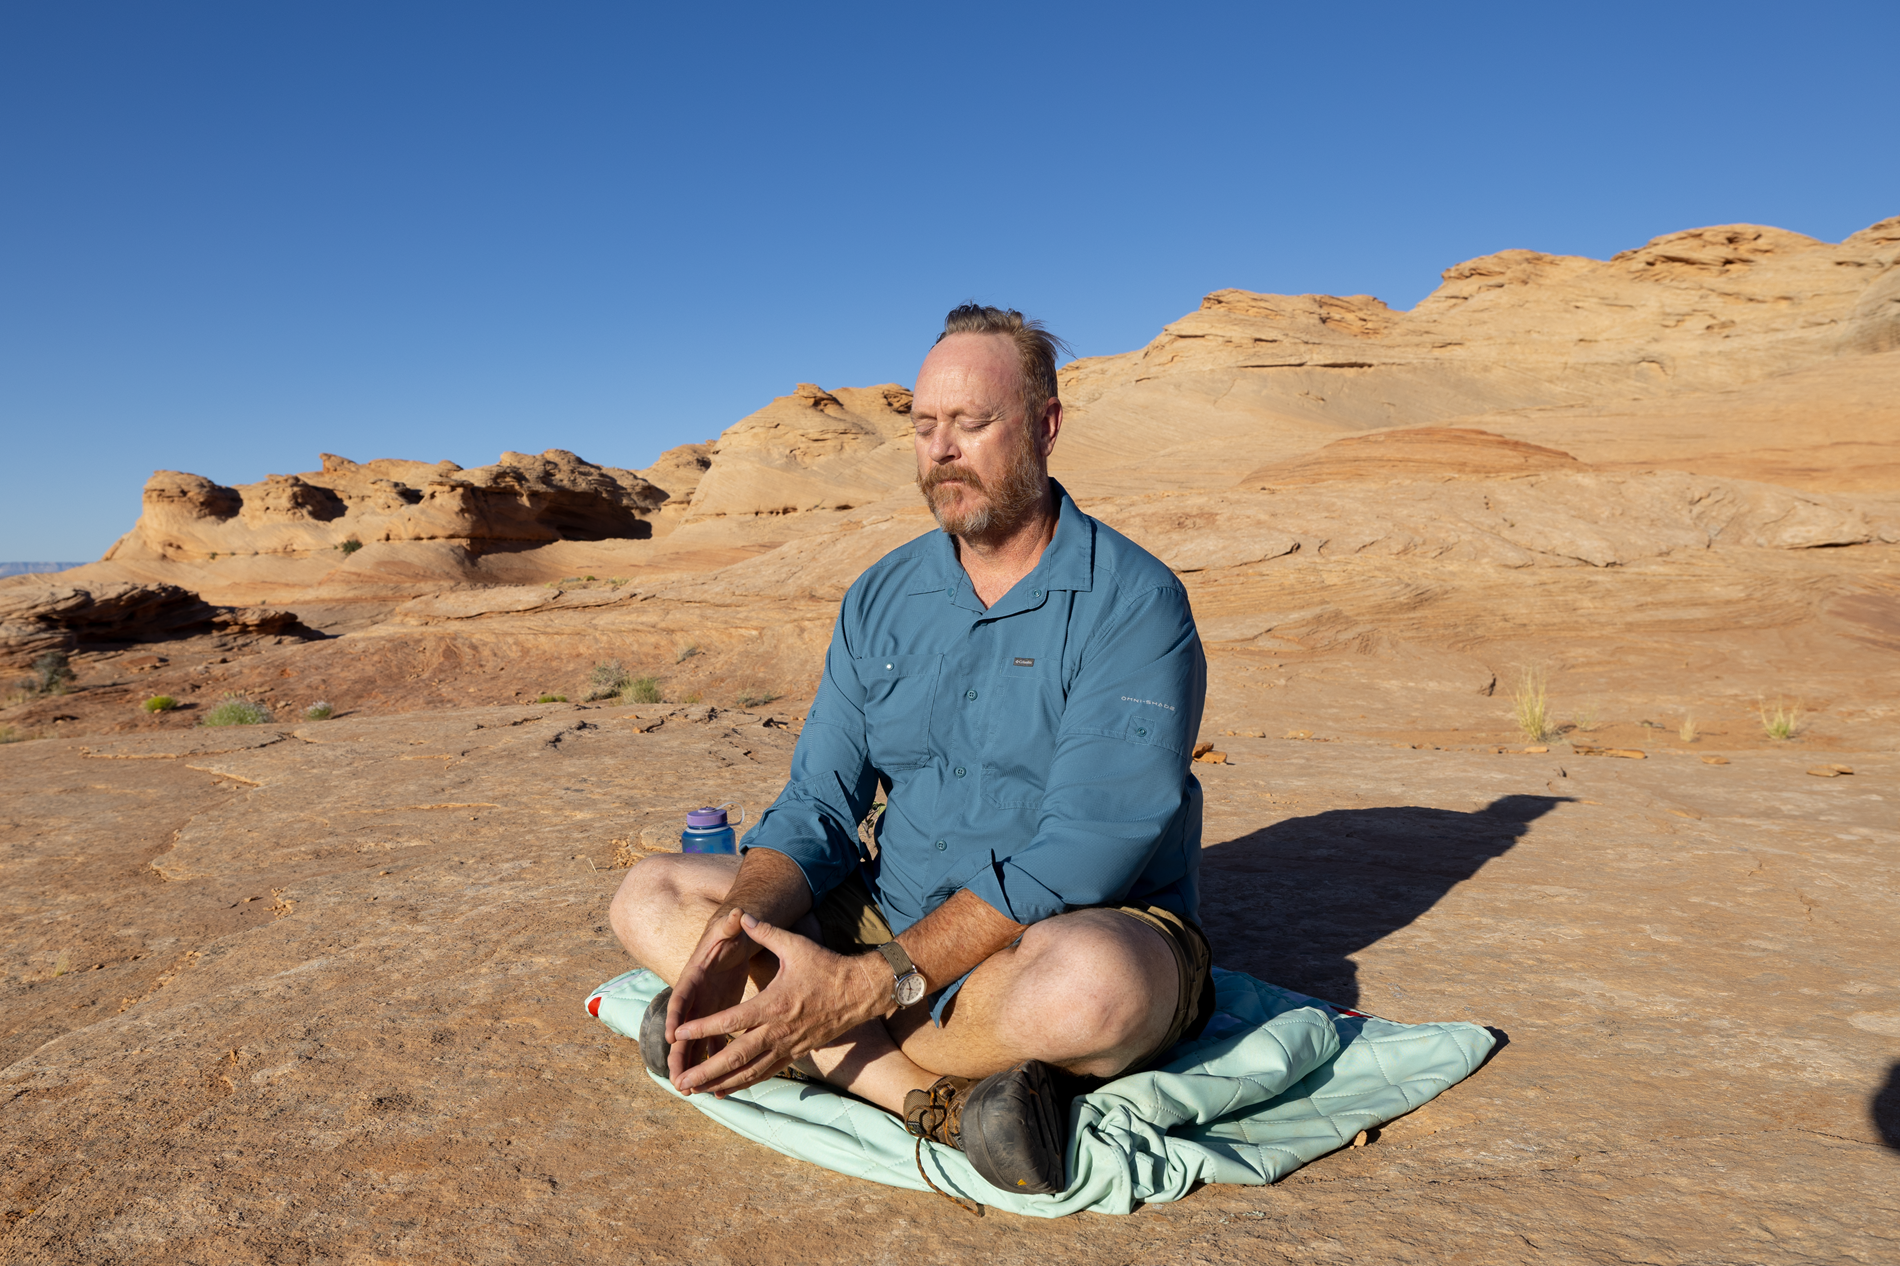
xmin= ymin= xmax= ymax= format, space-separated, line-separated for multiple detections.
xmin=610 ymin=856 xmax=1181 ymax=1113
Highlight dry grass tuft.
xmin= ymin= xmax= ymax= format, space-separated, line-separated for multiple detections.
xmin=1511 ymin=666 xmax=1554 ymax=742
xmin=1758 ymin=699 xmax=1801 ymax=741
xmin=623 ymin=677 xmax=663 ymax=705
xmin=1678 ymin=715 xmax=1698 ymax=743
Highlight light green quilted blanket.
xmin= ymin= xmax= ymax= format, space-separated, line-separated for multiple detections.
xmin=587 ymin=966 xmax=1494 ymax=1217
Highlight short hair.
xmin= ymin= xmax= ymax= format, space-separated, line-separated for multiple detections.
xmin=935 ymin=304 xmax=1073 ymax=426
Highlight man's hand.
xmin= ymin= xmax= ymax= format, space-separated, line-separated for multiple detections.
xmin=664 ymin=906 xmax=759 ymax=1084
xmin=672 ymin=913 xmax=890 ymax=1097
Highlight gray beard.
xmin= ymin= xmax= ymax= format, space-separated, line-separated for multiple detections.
xmin=919 ymin=432 xmax=1048 ymax=538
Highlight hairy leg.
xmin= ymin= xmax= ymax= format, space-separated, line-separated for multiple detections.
xmin=608 ymin=851 xmax=744 ymax=984
xmin=610 ymin=853 xmax=938 ymax=1104
xmin=610 ymin=859 xmax=1178 ymax=1113
xmin=891 ymin=908 xmax=1180 ymax=1082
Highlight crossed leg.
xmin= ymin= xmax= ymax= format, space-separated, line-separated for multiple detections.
xmin=609 ymin=852 xmax=1180 ymax=1114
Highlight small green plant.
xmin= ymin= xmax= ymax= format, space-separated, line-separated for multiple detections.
xmin=304 ymin=701 xmax=335 ymax=720
xmin=675 ymin=643 xmax=700 ymax=663
xmin=623 ymin=676 xmax=663 ymax=705
xmin=201 ymin=694 xmax=271 ymax=727
xmin=143 ymin=695 xmax=179 ymax=713
xmin=680 ymin=691 xmax=703 ymax=705
xmin=535 ymin=693 xmax=568 ymax=704
xmin=583 ymin=574 xmax=596 ymax=582
xmin=737 ymin=690 xmax=780 ymax=709
xmin=0 ymin=725 xmax=25 ymax=744
xmin=586 ymin=660 xmax=631 ymax=701
xmin=338 ymin=538 xmax=363 ymax=555
xmin=1511 ymin=666 xmax=1554 ymax=742
xmin=31 ymin=651 xmax=75 ymax=695
xmin=1759 ymin=699 xmax=1801 ymax=741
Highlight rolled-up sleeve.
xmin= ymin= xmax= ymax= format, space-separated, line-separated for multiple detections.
xmin=738 ymin=611 xmax=880 ymax=901
xmin=960 ymin=584 xmax=1204 ymax=925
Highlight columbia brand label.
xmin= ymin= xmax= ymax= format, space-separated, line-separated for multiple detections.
xmin=1013 ymin=657 xmax=1035 ymax=667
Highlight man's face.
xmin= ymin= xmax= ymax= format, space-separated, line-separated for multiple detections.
xmin=911 ymin=332 xmax=1057 ymax=537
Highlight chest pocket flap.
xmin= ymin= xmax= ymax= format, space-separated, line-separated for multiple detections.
xmin=852 ymin=653 xmax=942 ymax=770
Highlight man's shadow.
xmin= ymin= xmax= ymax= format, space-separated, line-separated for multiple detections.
xmin=1874 ymin=1062 xmax=1900 ymax=1152
xmin=1198 ymin=794 xmax=1567 ymax=1009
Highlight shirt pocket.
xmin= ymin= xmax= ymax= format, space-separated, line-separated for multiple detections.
xmin=852 ymin=653 xmax=943 ymax=770
xmin=981 ymin=658 xmax=1063 ymax=809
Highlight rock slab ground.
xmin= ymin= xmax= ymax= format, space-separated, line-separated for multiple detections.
xmin=3 ymin=704 xmax=1895 ymax=1264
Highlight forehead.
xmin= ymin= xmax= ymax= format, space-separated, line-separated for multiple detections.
xmin=916 ymin=332 xmax=1021 ymax=406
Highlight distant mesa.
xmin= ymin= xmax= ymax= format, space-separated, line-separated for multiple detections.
xmin=0 ymin=563 xmax=90 ymax=579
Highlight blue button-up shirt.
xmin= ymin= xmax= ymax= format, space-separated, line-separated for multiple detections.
xmin=745 ymin=482 xmax=1207 ymax=981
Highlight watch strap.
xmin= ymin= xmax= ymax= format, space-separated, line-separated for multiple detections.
xmin=875 ymin=939 xmax=917 ymax=981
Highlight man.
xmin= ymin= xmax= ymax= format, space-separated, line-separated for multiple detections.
xmin=610 ymin=304 xmax=1210 ymax=1195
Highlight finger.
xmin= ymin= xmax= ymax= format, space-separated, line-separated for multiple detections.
xmin=681 ymin=1034 xmax=793 ymax=1097
xmin=704 ymin=1050 xmax=792 ymax=1098
xmin=675 ymin=995 xmax=766 ymax=1043
xmin=675 ymin=1027 xmax=772 ymax=1093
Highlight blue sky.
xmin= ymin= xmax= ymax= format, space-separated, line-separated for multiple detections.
xmin=4 ymin=1 xmax=1896 ymax=559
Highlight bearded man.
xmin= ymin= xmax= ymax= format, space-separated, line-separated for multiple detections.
xmin=610 ymin=304 xmax=1211 ymax=1195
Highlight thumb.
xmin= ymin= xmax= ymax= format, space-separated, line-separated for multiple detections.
xmin=739 ymin=911 xmax=789 ymax=950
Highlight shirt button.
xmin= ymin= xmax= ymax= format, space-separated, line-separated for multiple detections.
xmin=885 ymin=663 xmax=893 ymax=670
xmin=965 ymin=689 xmax=977 ymax=700
xmin=1032 ymin=590 xmax=1041 ymax=599
xmin=954 ymin=766 xmax=966 ymax=778
xmin=1136 ymin=726 xmax=1148 ymax=737
xmin=934 ymin=839 xmax=947 ymax=851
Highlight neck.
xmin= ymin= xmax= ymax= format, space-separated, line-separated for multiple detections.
xmin=953 ymin=481 xmax=1059 ymax=605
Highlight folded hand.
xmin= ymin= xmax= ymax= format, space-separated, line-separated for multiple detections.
xmin=672 ymin=913 xmax=886 ymax=1096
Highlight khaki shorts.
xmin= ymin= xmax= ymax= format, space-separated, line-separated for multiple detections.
xmin=812 ymin=871 xmax=1215 ymax=1072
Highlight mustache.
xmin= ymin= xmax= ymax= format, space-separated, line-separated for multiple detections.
xmin=919 ymin=463 xmax=988 ymax=496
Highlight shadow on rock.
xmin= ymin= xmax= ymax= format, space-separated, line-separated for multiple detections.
xmin=1199 ymin=793 xmax=1567 ymax=1010
xmin=1874 ymin=1062 xmax=1900 ymax=1151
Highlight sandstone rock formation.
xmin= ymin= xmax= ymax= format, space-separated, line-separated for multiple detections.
xmin=0 ymin=581 xmax=312 ymax=669
xmin=104 ymin=448 xmax=667 ymax=564
xmin=3 ymin=215 xmax=1898 ymax=1263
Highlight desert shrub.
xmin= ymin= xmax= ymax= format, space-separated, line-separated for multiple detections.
xmin=304 ymin=701 xmax=335 ymax=720
xmin=1511 ymin=666 xmax=1553 ymax=742
xmin=623 ymin=677 xmax=662 ymax=705
xmin=201 ymin=695 xmax=271 ymax=727
xmin=338 ymin=538 xmax=363 ymax=555
xmin=736 ymin=690 xmax=780 ymax=709
xmin=31 ymin=651 xmax=75 ymax=695
xmin=143 ymin=695 xmax=179 ymax=713
xmin=675 ymin=643 xmax=700 ymax=663
xmin=0 ymin=725 xmax=25 ymax=744
xmin=1759 ymin=699 xmax=1801 ymax=740
xmin=535 ymin=693 xmax=568 ymax=704
xmin=585 ymin=660 xmax=631 ymax=701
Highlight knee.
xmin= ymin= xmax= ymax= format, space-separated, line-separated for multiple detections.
xmin=608 ymin=854 xmax=696 ymax=960
xmin=1000 ymin=916 xmax=1172 ymax=1058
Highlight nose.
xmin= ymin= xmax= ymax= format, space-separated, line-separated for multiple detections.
xmin=921 ymin=423 xmax=960 ymax=465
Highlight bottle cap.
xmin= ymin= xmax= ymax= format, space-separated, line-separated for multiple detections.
xmin=686 ymin=806 xmax=729 ymax=828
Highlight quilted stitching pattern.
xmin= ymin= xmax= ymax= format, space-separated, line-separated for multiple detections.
xmin=587 ymin=966 xmax=1494 ymax=1217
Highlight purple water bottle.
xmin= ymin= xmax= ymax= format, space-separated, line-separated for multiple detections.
xmin=680 ymin=803 xmax=744 ymax=854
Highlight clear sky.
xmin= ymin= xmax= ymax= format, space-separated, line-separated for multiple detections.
xmin=4 ymin=1 xmax=1896 ymax=559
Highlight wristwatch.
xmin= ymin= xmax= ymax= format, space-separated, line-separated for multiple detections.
xmin=875 ymin=941 xmax=928 ymax=1008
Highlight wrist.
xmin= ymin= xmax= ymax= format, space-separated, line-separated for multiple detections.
xmin=854 ymin=949 xmax=899 ymax=1018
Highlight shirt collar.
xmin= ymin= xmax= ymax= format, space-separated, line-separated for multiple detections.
xmin=909 ymin=479 xmax=1095 ymax=610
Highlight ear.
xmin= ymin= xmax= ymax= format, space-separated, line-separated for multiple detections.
xmin=1039 ymin=396 xmax=1064 ymax=458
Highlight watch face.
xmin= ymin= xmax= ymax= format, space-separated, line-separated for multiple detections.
xmin=895 ymin=971 xmax=928 ymax=1007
